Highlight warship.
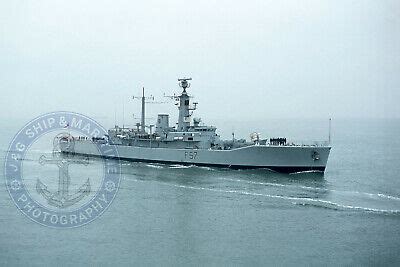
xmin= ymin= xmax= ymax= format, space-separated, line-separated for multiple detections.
xmin=61 ymin=78 xmax=331 ymax=173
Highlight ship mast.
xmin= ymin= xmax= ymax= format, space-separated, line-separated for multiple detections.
xmin=132 ymin=87 xmax=154 ymax=133
xmin=141 ymin=87 xmax=145 ymax=132
xmin=177 ymin=78 xmax=197 ymax=132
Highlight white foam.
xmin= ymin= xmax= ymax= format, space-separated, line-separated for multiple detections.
xmin=146 ymin=164 xmax=164 ymax=169
xmin=290 ymin=170 xmax=324 ymax=174
xmin=218 ymin=177 xmax=324 ymax=191
xmin=377 ymin=193 xmax=400 ymax=201
xmin=196 ymin=166 xmax=214 ymax=171
xmin=169 ymin=164 xmax=191 ymax=169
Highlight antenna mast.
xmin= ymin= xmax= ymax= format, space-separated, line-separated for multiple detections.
xmin=132 ymin=87 xmax=154 ymax=133
xmin=328 ymin=118 xmax=332 ymax=144
xmin=122 ymin=102 xmax=125 ymax=129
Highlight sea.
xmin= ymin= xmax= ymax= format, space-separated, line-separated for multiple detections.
xmin=0 ymin=117 xmax=399 ymax=266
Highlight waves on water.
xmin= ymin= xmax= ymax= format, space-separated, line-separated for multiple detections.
xmin=145 ymin=164 xmax=165 ymax=169
xmin=218 ymin=177 xmax=400 ymax=203
xmin=169 ymin=164 xmax=191 ymax=169
xmin=167 ymin=183 xmax=400 ymax=215
xmin=123 ymin=175 xmax=400 ymax=216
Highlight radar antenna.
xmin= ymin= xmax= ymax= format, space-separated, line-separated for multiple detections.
xmin=178 ymin=78 xmax=192 ymax=92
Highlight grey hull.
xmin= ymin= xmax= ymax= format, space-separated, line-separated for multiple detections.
xmin=63 ymin=140 xmax=331 ymax=173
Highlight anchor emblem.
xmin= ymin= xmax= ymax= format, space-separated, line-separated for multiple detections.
xmin=36 ymin=134 xmax=91 ymax=208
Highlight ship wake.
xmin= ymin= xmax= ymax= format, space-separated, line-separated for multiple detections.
xmin=123 ymin=176 xmax=400 ymax=216
xmin=167 ymin=183 xmax=400 ymax=215
xmin=217 ymin=177 xmax=400 ymax=202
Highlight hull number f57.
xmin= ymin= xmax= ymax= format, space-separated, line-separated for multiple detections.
xmin=185 ymin=151 xmax=197 ymax=160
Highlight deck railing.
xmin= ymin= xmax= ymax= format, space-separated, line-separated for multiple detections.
xmin=267 ymin=140 xmax=330 ymax=147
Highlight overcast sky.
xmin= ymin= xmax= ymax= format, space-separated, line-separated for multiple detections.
xmin=1 ymin=0 xmax=399 ymax=126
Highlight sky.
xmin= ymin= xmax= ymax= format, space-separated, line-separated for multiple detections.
xmin=1 ymin=0 xmax=399 ymax=127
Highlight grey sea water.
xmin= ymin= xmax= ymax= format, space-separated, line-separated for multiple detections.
xmin=1 ymin=118 xmax=399 ymax=266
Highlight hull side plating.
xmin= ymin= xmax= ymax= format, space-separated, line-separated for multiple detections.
xmin=63 ymin=140 xmax=331 ymax=173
